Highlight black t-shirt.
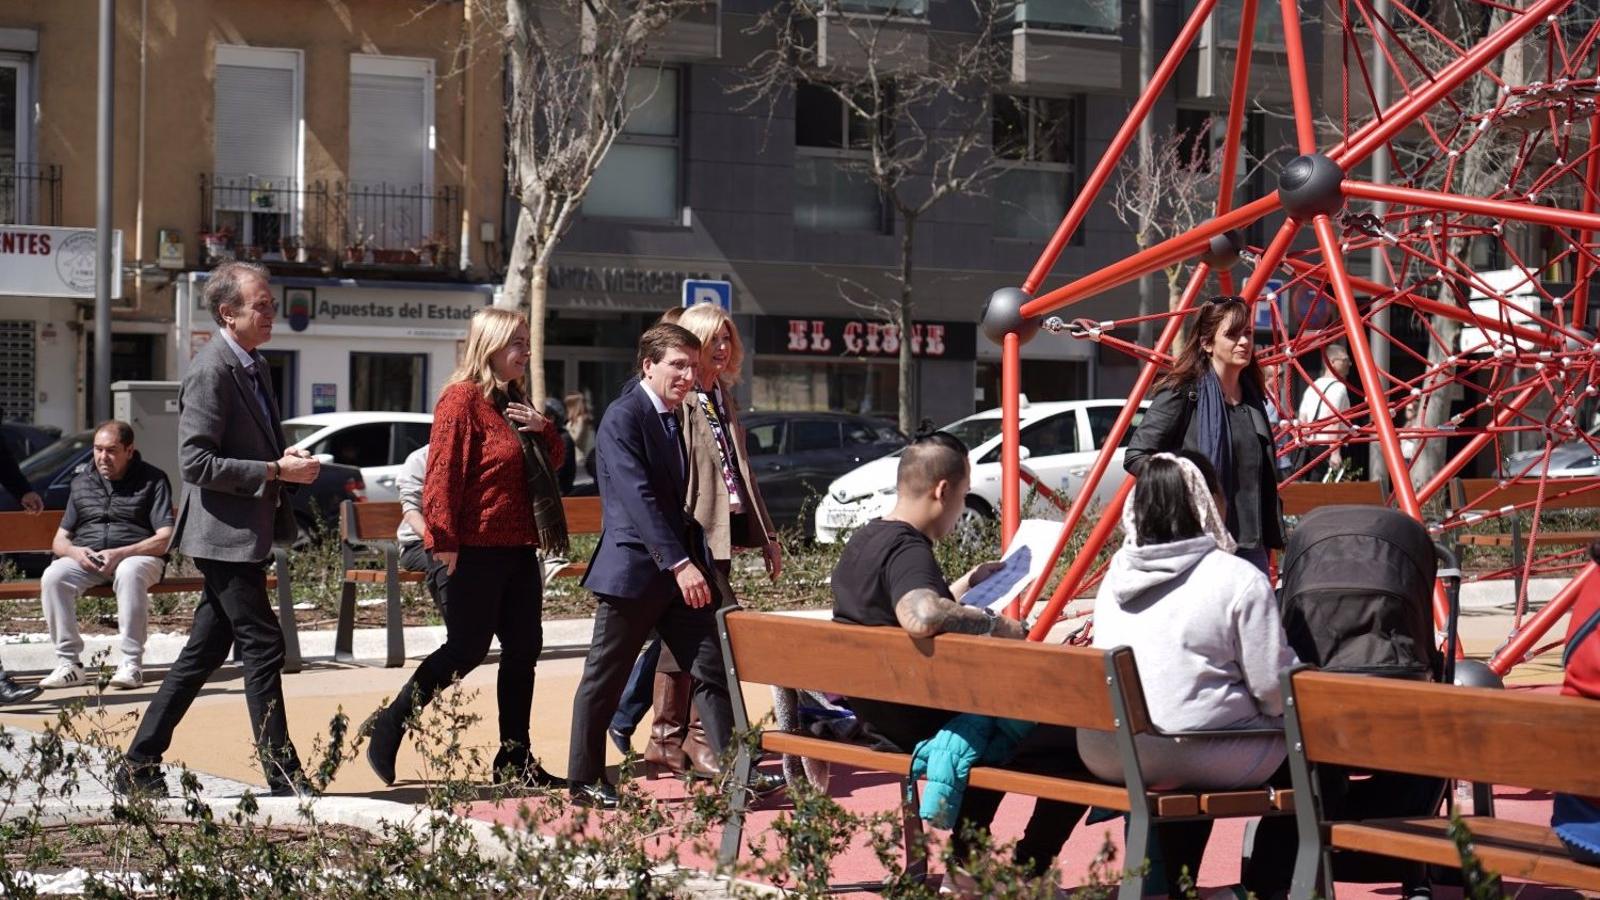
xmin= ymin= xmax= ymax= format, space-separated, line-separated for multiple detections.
xmin=831 ymin=518 xmax=957 ymax=747
xmin=832 ymin=518 xmax=953 ymax=626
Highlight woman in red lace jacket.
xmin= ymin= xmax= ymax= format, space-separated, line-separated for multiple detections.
xmin=365 ymin=306 xmax=568 ymax=790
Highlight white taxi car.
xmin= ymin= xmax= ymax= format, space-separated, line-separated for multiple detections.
xmin=813 ymin=398 xmax=1146 ymax=543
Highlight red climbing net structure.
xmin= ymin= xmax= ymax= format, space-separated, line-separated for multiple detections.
xmin=990 ymin=0 xmax=1600 ymax=675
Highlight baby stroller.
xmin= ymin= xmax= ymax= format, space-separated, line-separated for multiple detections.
xmin=1248 ymin=505 xmax=1460 ymax=896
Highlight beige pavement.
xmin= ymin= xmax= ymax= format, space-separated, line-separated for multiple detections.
xmin=0 ymin=597 xmax=1569 ymax=796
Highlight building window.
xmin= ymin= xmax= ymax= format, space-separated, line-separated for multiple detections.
xmin=349 ymin=54 xmax=435 ymax=249
xmin=1207 ymin=0 xmax=1285 ymax=48
xmin=584 ymin=68 xmax=680 ymax=220
xmin=993 ymin=95 xmax=1077 ymax=241
xmin=213 ymin=46 xmax=303 ymax=251
xmin=350 ymin=352 xmax=427 ymax=413
xmin=2 ymin=51 xmax=31 ymax=224
xmin=752 ymin=358 xmax=898 ymax=416
xmin=794 ymin=83 xmax=885 ymax=232
xmin=1011 ymin=0 xmax=1119 ymax=35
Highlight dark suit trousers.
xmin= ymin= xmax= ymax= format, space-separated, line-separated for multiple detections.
xmin=128 ymin=557 xmax=300 ymax=785
xmin=567 ymin=583 xmax=733 ymax=786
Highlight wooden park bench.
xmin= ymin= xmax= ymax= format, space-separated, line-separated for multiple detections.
xmin=1447 ymin=476 xmax=1600 ymax=598
xmin=1282 ymin=667 xmax=1600 ymax=897
xmin=1278 ymin=480 xmax=1388 ymax=517
xmin=716 ymin=610 xmax=1294 ymax=897
xmin=0 ymin=510 xmax=304 ymax=674
xmin=335 ymin=496 xmax=603 ymax=667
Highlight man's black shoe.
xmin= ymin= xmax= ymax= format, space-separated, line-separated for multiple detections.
xmin=748 ymin=770 xmax=786 ymax=797
xmin=364 ymin=710 xmax=402 ymax=786
xmin=113 ymin=761 xmax=168 ymax=798
xmin=569 ymin=781 xmax=620 ymax=810
xmin=0 ymin=673 xmax=42 ymax=706
xmin=607 ymin=727 xmax=632 ymax=756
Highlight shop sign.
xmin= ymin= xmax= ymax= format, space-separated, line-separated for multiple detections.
xmin=754 ymin=316 xmax=977 ymax=360
xmin=0 ymin=225 xmax=124 ymax=299
xmin=312 ymin=383 xmax=337 ymax=414
xmin=548 ymin=263 xmax=733 ymax=310
xmin=306 ymin=295 xmax=485 ymax=326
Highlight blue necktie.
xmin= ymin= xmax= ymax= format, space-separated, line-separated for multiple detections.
xmin=247 ymin=363 xmax=275 ymax=424
xmin=661 ymin=411 xmax=686 ymax=477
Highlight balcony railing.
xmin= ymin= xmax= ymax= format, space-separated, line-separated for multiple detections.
xmin=336 ymin=182 xmax=461 ymax=271
xmin=1012 ymin=0 xmax=1119 ymax=36
xmin=199 ymin=174 xmax=332 ymax=268
xmin=1 ymin=163 xmax=63 ymax=226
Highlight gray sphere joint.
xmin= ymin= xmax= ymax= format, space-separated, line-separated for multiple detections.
xmin=981 ymin=287 xmax=1042 ymax=346
xmin=1200 ymin=230 xmax=1246 ymax=269
xmin=1277 ymin=153 xmax=1345 ymax=218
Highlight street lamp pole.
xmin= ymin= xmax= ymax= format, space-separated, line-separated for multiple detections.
xmin=93 ymin=0 xmax=115 ymax=423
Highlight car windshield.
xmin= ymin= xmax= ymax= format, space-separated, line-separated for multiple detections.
xmin=20 ymin=433 xmax=92 ymax=481
xmin=282 ymin=423 xmax=324 ymax=447
xmin=940 ymin=417 xmax=1004 ymax=450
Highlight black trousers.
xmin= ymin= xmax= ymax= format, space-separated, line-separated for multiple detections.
xmin=385 ymin=546 xmax=542 ymax=755
xmin=399 ymin=541 xmax=447 ymax=612
xmin=567 ymin=580 xmax=734 ymax=786
xmin=858 ymin=707 xmax=1087 ymax=878
xmin=128 ymin=556 xmax=300 ymax=786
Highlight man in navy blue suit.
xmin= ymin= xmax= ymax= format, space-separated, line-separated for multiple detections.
xmin=567 ymin=323 xmax=736 ymax=808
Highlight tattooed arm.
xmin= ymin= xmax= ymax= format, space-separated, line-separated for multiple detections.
xmin=893 ymin=588 xmax=1027 ymax=640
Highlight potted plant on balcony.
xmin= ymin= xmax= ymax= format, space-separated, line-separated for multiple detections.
xmin=344 ymin=227 xmax=372 ymax=265
xmin=278 ymin=235 xmax=303 ymax=263
xmin=417 ymin=233 xmax=447 ymax=268
xmin=200 ymin=227 xmax=235 ymax=265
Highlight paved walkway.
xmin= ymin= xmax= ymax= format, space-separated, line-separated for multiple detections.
xmin=0 ymin=580 xmax=1581 ymax=894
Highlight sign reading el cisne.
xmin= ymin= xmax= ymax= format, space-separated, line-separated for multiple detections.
xmin=0 ymin=226 xmax=124 ymax=300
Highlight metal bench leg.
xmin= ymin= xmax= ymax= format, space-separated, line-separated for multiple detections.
xmin=718 ymin=741 xmax=753 ymax=868
xmin=383 ymin=547 xmax=405 ymax=667
xmin=901 ymin=778 xmax=928 ymax=886
xmin=1119 ymin=806 xmax=1150 ymax=900
xmin=274 ymin=549 xmax=302 ymax=675
xmin=334 ymin=579 xmax=358 ymax=665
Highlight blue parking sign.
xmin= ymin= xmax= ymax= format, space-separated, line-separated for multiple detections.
xmin=682 ymin=279 xmax=732 ymax=311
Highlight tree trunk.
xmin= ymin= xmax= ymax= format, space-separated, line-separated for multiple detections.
xmin=528 ymin=258 xmax=549 ymax=403
xmin=505 ymin=205 xmax=535 ymax=309
xmin=505 ymin=204 xmax=548 ymax=402
xmin=898 ymin=216 xmax=916 ymax=435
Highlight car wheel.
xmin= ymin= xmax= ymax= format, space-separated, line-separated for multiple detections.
xmin=953 ymin=498 xmax=994 ymax=550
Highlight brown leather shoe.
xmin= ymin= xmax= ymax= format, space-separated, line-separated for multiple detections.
xmin=642 ymin=672 xmax=691 ymax=776
xmin=681 ymin=708 xmax=721 ymax=779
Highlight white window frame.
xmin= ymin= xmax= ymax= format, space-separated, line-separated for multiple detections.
xmin=1 ymin=50 xmax=34 ymax=224
xmin=213 ymin=44 xmax=305 ymax=245
xmin=349 ymin=53 xmax=436 ymax=237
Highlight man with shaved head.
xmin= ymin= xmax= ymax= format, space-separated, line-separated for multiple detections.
xmin=829 ymin=431 xmax=1087 ymax=883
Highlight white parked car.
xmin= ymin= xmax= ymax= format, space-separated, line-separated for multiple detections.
xmin=813 ymin=399 xmax=1147 ymax=543
xmin=281 ymin=412 xmax=434 ymax=503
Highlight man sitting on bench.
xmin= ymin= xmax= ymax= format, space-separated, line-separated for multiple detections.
xmin=831 ymin=431 xmax=1087 ymax=883
xmin=39 ymin=420 xmax=173 ymax=690
xmin=395 ymin=444 xmax=443 ymax=605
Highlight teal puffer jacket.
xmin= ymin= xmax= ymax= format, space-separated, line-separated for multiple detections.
xmin=909 ymin=715 xmax=1036 ymax=828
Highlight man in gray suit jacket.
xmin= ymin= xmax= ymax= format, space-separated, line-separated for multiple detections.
xmin=116 ymin=261 xmax=320 ymax=798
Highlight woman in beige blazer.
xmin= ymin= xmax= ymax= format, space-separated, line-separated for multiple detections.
xmin=640 ymin=303 xmax=782 ymax=777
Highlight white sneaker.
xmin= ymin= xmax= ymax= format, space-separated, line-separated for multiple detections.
xmin=109 ymin=662 xmax=143 ymax=690
xmin=39 ymin=662 xmax=85 ymax=689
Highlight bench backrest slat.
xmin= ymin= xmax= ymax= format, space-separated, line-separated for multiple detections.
xmin=1453 ymin=477 xmax=1600 ymax=513
xmin=0 ymin=511 xmax=66 ymax=553
xmin=1278 ymin=481 xmax=1386 ymax=517
xmin=342 ymin=497 xmax=604 ymax=543
xmin=1290 ymin=669 xmax=1600 ymax=797
xmin=723 ymin=611 xmax=1145 ymax=733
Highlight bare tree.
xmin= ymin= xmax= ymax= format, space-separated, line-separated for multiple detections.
xmin=1113 ymin=120 xmax=1227 ymax=346
xmin=737 ymin=0 xmax=1013 ymax=434
xmin=489 ymin=0 xmax=703 ymax=401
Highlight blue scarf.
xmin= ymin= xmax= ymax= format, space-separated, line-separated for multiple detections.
xmin=1194 ymin=369 xmax=1237 ymax=502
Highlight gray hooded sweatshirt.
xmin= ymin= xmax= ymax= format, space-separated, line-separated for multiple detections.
xmin=1091 ymin=535 xmax=1298 ymax=732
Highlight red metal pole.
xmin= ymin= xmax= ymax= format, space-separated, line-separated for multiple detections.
xmin=1213 ymin=0 xmax=1257 ymax=218
xmin=1001 ymin=331 xmax=1022 ymax=549
xmin=1277 ymin=0 xmax=1318 ymax=154
xmin=1026 ymin=479 xmax=1136 ymax=641
xmin=1020 ymin=0 xmax=1222 ymax=295
xmin=1572 ymin=103 xmax=1600 ymax=325
xmin=1413 ymin=381 xmax=1546 ymax=504
xmin=1489 ymin=562 xmax=1598 ymax=675
xmin=1017 ymin=263 xmax=1213 ymax=625
xmin=1343 ymin=179 xmax=1600 ymax=233
xmin=1313 ymin=214 xmax=1444 ymax=628
xmin=1331 ymin=0 xmax=1572 ymax=170
xmin=1020 ymin=194 xmax=1279 ymax=319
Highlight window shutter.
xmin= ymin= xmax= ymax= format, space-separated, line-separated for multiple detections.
xmin=214 ymin=63 xmax=296 ymax=181
xmin=349 ymin=72 xmax=426 ymax=191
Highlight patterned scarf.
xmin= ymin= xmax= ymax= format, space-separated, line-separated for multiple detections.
xmin=698 ymin=387 xmax=746 ymax=513
xmin=495 ymin=386 xmax=569 ymax=556
xmin=1120 ymin=452 xmax=1236 ymax=554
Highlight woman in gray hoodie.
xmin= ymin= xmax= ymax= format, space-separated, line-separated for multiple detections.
xmin=1079 ymin=452 xmax=1298 ymax=890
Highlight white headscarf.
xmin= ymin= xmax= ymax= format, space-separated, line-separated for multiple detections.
xmin=1121 ymin=452 xmax=1237 ymax=554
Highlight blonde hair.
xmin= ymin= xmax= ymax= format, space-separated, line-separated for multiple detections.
xmin=564 ymin=391 xmax=590 ymax=426
xmin=446 ymin=307 xmax=528 ymax=399
xmin=677 ymin=304 xmax=744 ymax=387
